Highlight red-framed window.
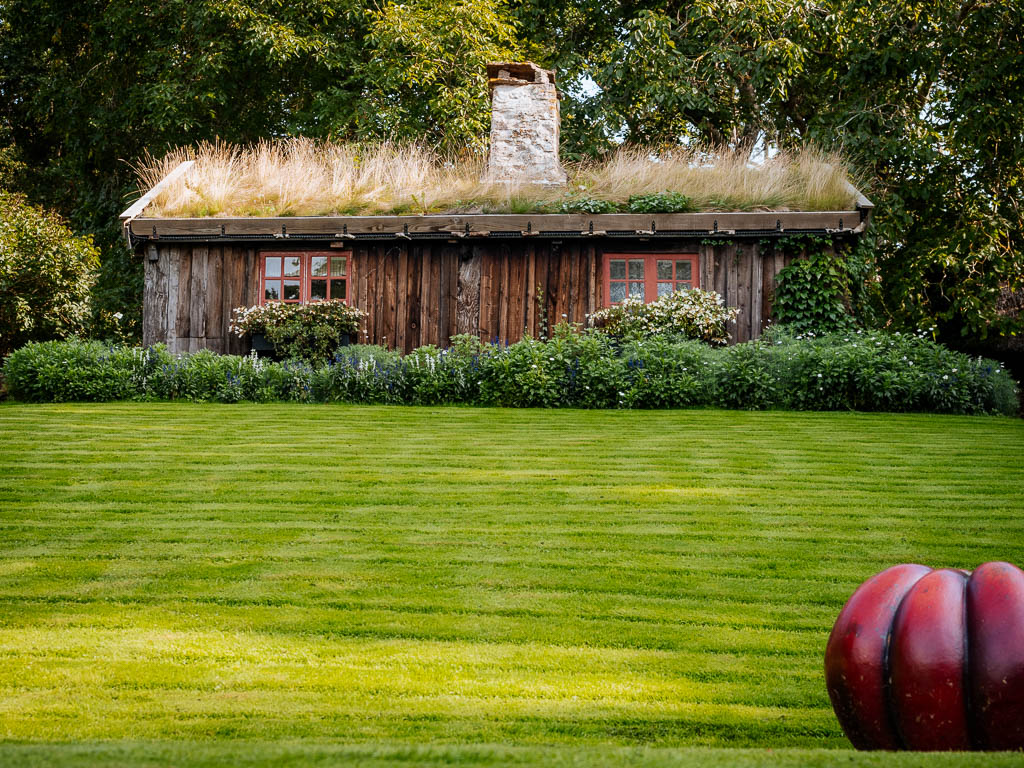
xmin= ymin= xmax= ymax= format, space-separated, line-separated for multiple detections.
xmin=260 ymin=251 xmax=351 ymax=304
xmin=603 ymin=253 xmax=699 ymax=305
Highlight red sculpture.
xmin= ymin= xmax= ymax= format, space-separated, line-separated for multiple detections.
xmin=825 ymin=561 xmax=1024 ymax=751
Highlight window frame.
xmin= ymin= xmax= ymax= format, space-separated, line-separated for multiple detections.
xmin=259 ymin=250 xmax=352 ymax=305
xmin=603 ymin=253 xmax=700 ymax=306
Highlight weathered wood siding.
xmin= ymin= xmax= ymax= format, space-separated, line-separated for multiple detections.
xmin=350 ymin=241 xmax=597 ymax=352
xmin=143 ymin=244 xmax=260 ymax=354
xmin=143 ymin=239 xmax=812 ymax=354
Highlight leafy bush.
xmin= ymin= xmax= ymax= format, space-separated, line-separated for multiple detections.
xmin=149 ymin=350 xmax=312 ymax=402
xmin=627 ymin=191 xmax=695 ymax=213
xmin=4 ymin=331 xmax=1017 ymax=415
xmin=760 ymin=326 xmax=1019 ymax=415
xmin=772 ymin=253 xmax=852 ymax=333
xmin=3 ymin=340 xmax=169 ymax=402
xmin=589 ymin=288 xmax=739 ymax=344
xmin=619 ymin=337 xmax=715 ymax=408
xmin=0 ymin=192 xmax=99 ymax=358
xmin=230 ymin=300 xmax=366 ymax=362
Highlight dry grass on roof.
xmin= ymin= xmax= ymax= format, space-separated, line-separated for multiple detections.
xmin=134 ymin=139 xmax=857 ymax=218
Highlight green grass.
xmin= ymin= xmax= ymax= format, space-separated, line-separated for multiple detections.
xmin=1 ymin=404 xmax=1022 ymax=766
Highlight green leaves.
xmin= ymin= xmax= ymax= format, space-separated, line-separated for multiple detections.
xmin=363 ymin=0 xmax=521 ymax=153
xmin=0 ymin=0 xmax=1020 ymax=354
xmin=627 ymin=191 xmax=695 ymax=213
xmin=0 ymin=191 xmax=98 ymax=357
xmin=772 ymin=248 xmax=853 ymax=335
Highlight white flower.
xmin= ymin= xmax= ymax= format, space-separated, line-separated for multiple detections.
xmin=113 ymin=312 xmax=123 ymax=320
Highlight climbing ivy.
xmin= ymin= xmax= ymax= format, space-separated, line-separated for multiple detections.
xmin=771 ymin=237 xmax=853 ymax=334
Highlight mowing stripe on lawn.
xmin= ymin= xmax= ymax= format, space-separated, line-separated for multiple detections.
xmin=0 ymin=404 xmax=1022 ymax=759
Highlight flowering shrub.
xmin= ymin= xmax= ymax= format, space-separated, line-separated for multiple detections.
xmin=3 ymin=330 xmax=1017 ymax=415
xmin=589 ymin=288 xmax=739 ymax=345
xmin=149 ymin=349 xmax=312 ymax=402
xmin=230 ymin=300 xmax=365 ymax=362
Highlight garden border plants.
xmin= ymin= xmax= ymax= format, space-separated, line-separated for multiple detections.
xmin=2 ymin=326 xmax=1017 ymax=415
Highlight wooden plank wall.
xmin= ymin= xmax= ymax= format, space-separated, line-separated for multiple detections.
xmin=349 ymin=241 xmax=597 ymax=352
xmin=697 ymin=240 xmax=800 ymax=343
xmin=143 ymin=245 xmax=260 ymax=354
xmin=143 ymin=239 xmax=809 ymax=353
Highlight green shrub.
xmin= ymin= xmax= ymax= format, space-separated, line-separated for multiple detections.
xmin=230 ymin=300 xmax=366 ymax=362
xmin=627 ymin=191 xmax=696 ymax=213
xmin=150 ymin=350 xmax=312 ymax=403
xmin=3 ymin=340 xmax=169 ymax=402
xmin=589 ymin=288 xmax=739 ymax=344
xmin=620 ymin=337 xmax=715 ymax=408
xmin=403 ymin=335 xmax=488 ymax=405
xmin=3 ymin=332 xmax=1016 ymax=415
xmin=0 ymin=192 xmax=99 ymax=358
xmin=310 ymin=345 xmax=408 ymax=404
xmin=477 ymin=335 xmax=560 ymax=407
xmin=761 ymin=326 xmax=1019 ymax=415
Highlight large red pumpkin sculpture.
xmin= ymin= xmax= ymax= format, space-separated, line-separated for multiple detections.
xmin=825 ymin=561 xmax=1024 ymax=751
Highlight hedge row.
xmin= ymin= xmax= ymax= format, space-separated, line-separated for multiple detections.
xmin=2 ymin=327 xmax=1018 ymax=415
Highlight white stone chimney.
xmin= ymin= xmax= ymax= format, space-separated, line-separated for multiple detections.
xmin=485 ymin=62 xmax=566 ymax=185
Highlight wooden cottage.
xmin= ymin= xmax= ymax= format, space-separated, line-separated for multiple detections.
xmin=122 ymin=63 xmax=873 ymax=355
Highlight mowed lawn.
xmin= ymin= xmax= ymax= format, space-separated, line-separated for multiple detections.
xmin=1 ymin=404 xmax=1022 ymax=767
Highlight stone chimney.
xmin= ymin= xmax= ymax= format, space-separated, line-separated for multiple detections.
xmin=485 ymin=62 xmax=566 ymax=185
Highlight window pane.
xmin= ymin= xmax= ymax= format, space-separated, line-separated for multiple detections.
xmin=311 ymin=256 xmax=328 ymax=277
xmin=264 ymin=281 xmax=281 ymax=301
xmin=657 ymin=282 xmax=674 ymax=297
xmin=629 ymin=281 xmax=645 ymax=300
xmin=657 ymin=260 xmax=673 ymax=280
xmin=330 ymin=280 xmax=347 ymax=300
xmin=310 ymin=279 xmax=327 ymax=300
xmin=628 ymin=260 xmax=645 ymax=279
xmin=330 ymin=256 xmax=347 ymax=277
xmin=284 ymin=256 xmax=301 ymax=277
xmin=676 ymin=260 xmax=692 ymax=280
xmin=609 ymin=260 xmax=626 ymax=280
xmin=283 ymin=280 xmax=301 ymax=300
xmin=265 ymin=258 xmax=282 ymax=278
xmin=610 ymin=282 xmax=626 ymax=302
xmin=677 ymin=281 xmax=692 ymax=291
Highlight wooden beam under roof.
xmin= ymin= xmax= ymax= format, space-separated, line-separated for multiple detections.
xmin=127 ymin=209 xmax=870 ymax=241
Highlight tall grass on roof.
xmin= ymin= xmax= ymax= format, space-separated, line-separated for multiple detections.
xmin=134 ymin=139 xmax=856 ymax=218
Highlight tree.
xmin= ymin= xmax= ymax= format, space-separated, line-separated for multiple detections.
xmin=513 ymin=0 xmax=1024 ymax=350
xmin=1 ymin=0 xmax=1020 ymax=358
xmin=362 ymin=0 xmax=521 ymax=154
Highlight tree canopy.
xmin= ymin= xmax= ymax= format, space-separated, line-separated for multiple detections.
xmin=0 ymin=0 xmax=1020 ymax=354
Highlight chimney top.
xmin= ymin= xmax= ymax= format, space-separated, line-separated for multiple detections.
xmin=486 ymin=61 xmax=556 ymax=91
xmin=484 ymin=61 xmax=566 ymax=185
